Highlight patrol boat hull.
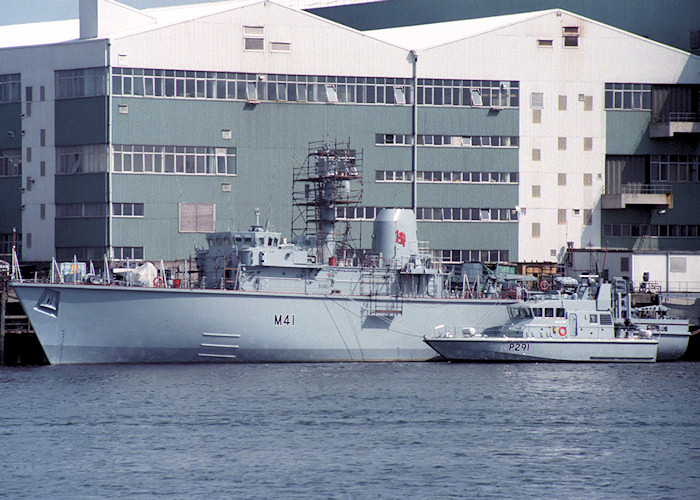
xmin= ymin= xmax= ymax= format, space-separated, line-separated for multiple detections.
xmin=12 ymin=282 xmax=512 ymax=364
xmin=424 ymin=337 xmax=658 ymax=363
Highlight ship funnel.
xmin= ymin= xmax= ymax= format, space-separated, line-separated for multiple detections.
xmin=372 ymin=209 xmax=419 ymax=266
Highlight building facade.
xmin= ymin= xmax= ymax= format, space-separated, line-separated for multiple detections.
xmin=0 ymin=0 xmax=698 ymax=272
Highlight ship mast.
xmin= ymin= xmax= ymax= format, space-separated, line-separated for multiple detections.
xmin=292 ymin=140 xmax=363 ymax=264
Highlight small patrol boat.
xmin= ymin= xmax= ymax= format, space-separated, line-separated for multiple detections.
xmin=424 ymin=279 xmax=660 ymax=362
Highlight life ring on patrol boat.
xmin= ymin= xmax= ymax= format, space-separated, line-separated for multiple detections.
xmin=153 ymin=276 xmax=164 ymax=288
xmin=558 ymin=326 xmax=567 ymax=337
xmin=539 ymin=280 xmax=549 ymax=291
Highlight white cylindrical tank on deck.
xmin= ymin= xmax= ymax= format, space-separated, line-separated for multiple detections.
xmin=372 ymin=209 xmax=419 ymax=266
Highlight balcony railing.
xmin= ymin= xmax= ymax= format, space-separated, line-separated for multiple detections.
xmin=653 ymin=112 xmax=700 ymax=122
xmin=650 ymin=112 xmax=700 ymax=137
xmin=620 ymin=183 xmax=672 ymax=195
xmin=602 ymin=183 xmax=673 ymax=209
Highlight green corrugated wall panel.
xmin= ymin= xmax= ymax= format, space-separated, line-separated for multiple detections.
xmin=110 ymin=98 xmax=519 ymax=260
xmin=55 ymin=173 xmax=109 ymax=203
xmin=603 ymin=111 xmax=700 ymax=252
xmin=111 ymin=174 xmax=235 ymax=260
xmin=55 ymin=97 xmax=108 ymax=146
xmin=55 ymin=219 xmax=107 ymax=247
xmin=606 ymin=111 xmax=700 ymax=155
xmin=0 ymin=177 xmax=21 ymax=233
xmin=0 ymin=103 xmax=21 ymax=149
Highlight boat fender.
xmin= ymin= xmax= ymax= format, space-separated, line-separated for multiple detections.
xmin=153 ymin=276 xmax=164 ymax=287
xmin=539 ymin=280 xmax=549 ymax=291
xmin=558 ymin=326 xmax=567 ymax=337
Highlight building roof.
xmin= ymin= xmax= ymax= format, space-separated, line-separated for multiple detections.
xmin=0 ymin=19 xmax=79 ymax=48
xmin=365 ymin=10 xmax=548 ymax=50
xmin=0 ymin=0 xmax=382 ymax=49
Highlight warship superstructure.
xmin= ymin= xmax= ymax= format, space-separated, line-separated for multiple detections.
xmin=10 ymin=142 xmax=516 ymax=364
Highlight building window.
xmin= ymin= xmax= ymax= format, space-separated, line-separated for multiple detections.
xmin=110 ymin=67 xmax=523 ymax=109
xmin=378 ymin=134 xmax=518 ymax=148
xmin=558 ymin=173 xmax=566 ymax=186
xmin=26 ymin=147 xmax=31 ymax=163
xmin=375 ymin=170 xmax=517 ymax=184
xmin=270 ymin=42 xmax=291 ymax=53
xmin=0 ymin=233 xmax=21 ymax=256
xmin=179 ymin=203 xmax=215 ymax=233
xmin=604 ymin=83 xmax=651 ymax=110
xmin=113 ymin=145 xmax=236 ymax=175
xmin=531 ymin=92 xmax=544 ymax=109
xmin=651 ymin=155 xmax=700 ymax=182
xmin=604 ymin=223 xmax=700 ymax=238
xmin=563 ymin=26 xmax=580 ymax=47
xmin=532 ymin=223 xmax=541 ymax=238
xmin=583 ymin=173 xmax=592 ymax=186
xmin=56 ymin=145 xmax=109 ymax=174
xmin=339 ymin=206 xmax=517 ymax=222
xmin=56 ymin=202 xmax=108 ymax=218
xmin=620 ymin=257 xmax=630 ymax=273
xmin=583 ymin=209 xmax=592 ymax=225
xmin=26 ymin=233 xmax=31 ymax=249
xmin=0 ymin=149 xmax=22 ymax=177
xmin=532 ymin=148 xmax=541 ymax=161
xmin=113 ymin=203 xmax=144 ymax=217
xmin=40 ymin=129 xmax=46 ymax=147
xmin=584 ymin=137 xmax=593 ymax=151
xmin=40 ymin=86 xmax=45 ymax=101
xmin=558 ymin=95 xmax=567 ymax=110
xmin=584 ymin=95 xmax=593 ymax=111
xmin=537 ymin=39 xmax=553 ymax=47
xmin=113 ymin=247 xmax=143 ymax=260
xmin=558 ymin=209 xmax=567 ymax=225
xmin=40 ymin=161 xmax=46 ymax=177
xmin=532 ymin=185 xmax=541 ymax=198
xmin=25 ymin=86 xmax=32 ymax=102
xmin=55 ymin=246 xmax=109 ymax=261
xmin=0 ymin=74 xmax=21 ymax=103
xmin=532 ymin=109 xmax=541 ymax=123
xmin=670 ymin=257 xmax=687 ymax=273
xmin=393 ymin=86 xmax=406 ymax=105
xmin=243 ymin=26 xmax=265 ymax=51
xmin=40 ymin=204 xmax=46 ymax=220
xmin=558 ymin=137 xmax=566 ymax=150
xmin=55 ymin=68 xmax=108 ymax=98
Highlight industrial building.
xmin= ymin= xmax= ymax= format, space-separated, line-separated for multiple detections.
xmin=0 ymin=0 xmax=698 ymax=274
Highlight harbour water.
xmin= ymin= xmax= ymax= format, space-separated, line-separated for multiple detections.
xmin=1 ymin=362 xmax=698 ymax=498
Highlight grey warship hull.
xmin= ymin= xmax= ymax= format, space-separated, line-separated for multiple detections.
xmin=424 ymin=337 xmax=658 ymax=363
xmin=12 ymin=282 xmax=513 ymax=364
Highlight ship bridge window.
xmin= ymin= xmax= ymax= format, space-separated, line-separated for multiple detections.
xmin=544 ymin=308 xmax=554 ymax=317
xmin=243 ymin=236 xmax=252 ymax=245
xmin=590 ymin=314 xmax=597 ymax=323
xmin=258 ymin=237 xmax=264 ymax=246
xmin=532 ymin=308 xmax=542 ymax=317
xmin=556 ymin=308 xmax=566 ymax=318
xmin=509 ymin=307 xmax=532 ymax=318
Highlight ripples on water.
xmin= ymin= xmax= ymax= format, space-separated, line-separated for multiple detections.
xmin=1 ymin=362 xmax=698 ymax=498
